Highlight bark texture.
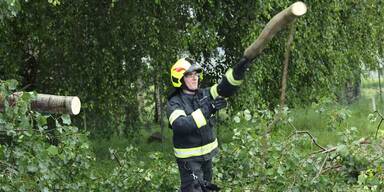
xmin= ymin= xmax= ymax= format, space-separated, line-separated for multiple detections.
xmin=0 ymin=92 xmax=81 ymax=115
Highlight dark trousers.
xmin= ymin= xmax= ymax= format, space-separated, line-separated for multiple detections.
xmin=176 ymin=159 xmax=213 ymax=192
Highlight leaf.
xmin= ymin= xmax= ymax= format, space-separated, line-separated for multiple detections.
xmin=80 ymin=143 xmax=89 ymax=149
xmin=0 ymin=117 xmax=5 ymax=124
xmin=61 ymin=114 xmax=71 ymax=125
xmin=47 ymin=145 xmax=58 ymax=156
xmin=36 ymin=115 xmax=47 ymax=127
xmin=244 ymin=113 xmax=252 ymax=121
xmin=277 ymin=166 xmax=284 ymax=176
xmin=233 ymin=116 xmax=240 ymax=123
xmin=6 ymin=79 xmax=18 ymax=90
xmin=27 ymin=165 xmax=38 ymax=173
xmin=20 ymin=92 xmax=32 ymax=101
xmin=336 ymin=144 xmax=348 ymax=156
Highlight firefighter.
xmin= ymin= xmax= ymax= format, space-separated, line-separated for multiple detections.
xmin=167 ymin=57 xmax=251 ymax=191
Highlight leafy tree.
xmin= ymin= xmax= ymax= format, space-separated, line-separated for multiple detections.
xmin=1 ymin=1 xmax=384 ymax=137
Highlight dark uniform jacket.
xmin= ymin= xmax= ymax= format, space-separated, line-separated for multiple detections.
xmin=167 ymin=88 xmax=218 ymax=161
xmin=167 ymin=58 xmax=250 ymax=161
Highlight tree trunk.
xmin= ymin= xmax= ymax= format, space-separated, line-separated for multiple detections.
xmin=378 ymin=68 xmax=382 ymax=103
xmin=154 ymin=67 xmax=164 ymax=142
xmin=279 ymin=21 xmax=296 ymax=109
xmin=0 ymin=92 xmax=81 ymax=115
xmin=136 ymin=77 xmax=145 ymax=123
xmin=21 ymin=53 xmax=38 ymax=91
xmin=266 ymin=21 xmax=297 ymax=134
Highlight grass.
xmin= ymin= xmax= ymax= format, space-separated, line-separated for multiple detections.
xmin=90 ymin=122 xmax=175 ymax=176
xmin=284 ymin=78 xmax=382 ymax=148
xmin=288 ymin=99 xmax=374 ymax=147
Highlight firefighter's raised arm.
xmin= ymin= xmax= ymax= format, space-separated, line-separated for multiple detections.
xmin=209 ymin=57 xmax=251 ymax=99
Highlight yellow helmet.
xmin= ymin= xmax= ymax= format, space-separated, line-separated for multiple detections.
xmin=170 ymin=58 xmax=203 ymax=88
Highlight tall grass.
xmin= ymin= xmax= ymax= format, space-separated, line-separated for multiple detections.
xmin=287 ymin=78 xmax=382 ymax=147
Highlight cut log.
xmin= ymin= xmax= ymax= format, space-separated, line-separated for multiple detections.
xmin=0 ymin=92 xmax=81 ymax=115
xmin=244 ymin=1 xmax=307 ymax=60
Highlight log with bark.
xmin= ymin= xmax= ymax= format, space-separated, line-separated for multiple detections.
xmin=244 ymin=1 xmax=307 ymax=60
xmin=0 ymin=92 xmax=81 ymax=115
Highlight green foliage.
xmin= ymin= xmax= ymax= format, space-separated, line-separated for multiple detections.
xmin=233 ymin=0 xmax=384 ymax=111
xmin=0 ymin=80 xmax=98 ymax=191
xmin=0 ymin=0 xmax=20 ymax=23
xmin=0 ymin=80 xmax=180 ymax=190
xmin=2 ymin=0 xmax=384 ymax=188
xmin=100 ymin=147 xmax=179 ymax=191
xmin=214 ymin=109 xmax=384 ymax=191
xmin=2 ymin=1 xmax=383 ymax=137
xmin=1 ymin=79 xmax=384 ymax=191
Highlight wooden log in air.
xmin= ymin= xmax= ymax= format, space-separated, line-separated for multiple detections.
xmin=244 ymin=1 xmax=307 ymax=60
xmin=0 ymin=93 xmax=81 ymax=115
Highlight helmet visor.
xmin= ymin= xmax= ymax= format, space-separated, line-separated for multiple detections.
xmin=186 ymin=64 xmax=203 ymax=74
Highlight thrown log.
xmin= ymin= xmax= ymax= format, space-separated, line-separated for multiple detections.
xmin=244 ymin=1 xmax=307 ymax=60
xmin=0 ymin=92 xmax=81 ymax=115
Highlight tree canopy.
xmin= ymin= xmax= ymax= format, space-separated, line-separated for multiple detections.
xmin=1 ymin=0 xmax=383 ymax=136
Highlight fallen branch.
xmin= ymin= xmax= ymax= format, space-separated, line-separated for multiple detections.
xmin=287 ymin=122 xmax=325 ymax=150
xmin=288 ymin=121 xmax=298 ymax=131
xmin=290 ymin=130 xmax=327 ymax=151
xmin=112 ymin=151 xmax=122 ymax=168
xmin=311 ymin=152 xmax=329 ymax=182
xmin=322 ymin=164 xmax=343 ymax=174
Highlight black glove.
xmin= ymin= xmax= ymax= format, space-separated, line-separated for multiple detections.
xmin=200 ymin=97 xmax=227 ymax=118
xmin=212 ymin=97 xmax=227 ymax=111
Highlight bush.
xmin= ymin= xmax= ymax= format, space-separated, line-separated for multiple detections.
xmin=100 ymin=147 xmax=179 ymax=191
xmin=0 ymin=80 xmax=97 ymax=191
xmin=214 ymin=109 xmax=384 ymax=191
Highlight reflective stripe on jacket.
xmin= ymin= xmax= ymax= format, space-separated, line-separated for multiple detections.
xmin=167 ymin=58 xmax=249 ymax=160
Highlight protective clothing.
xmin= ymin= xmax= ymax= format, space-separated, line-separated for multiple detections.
xmin=167 ymin=57 xmax=251 ymax=191
xmin=171 ymin=58 xmax=203 ymax=88
xmin=167 ymin=88 xmax=219 ymax=159
xmin=210 ymin=98 xmax=227 ymax=111
xmin=200 ymin=97 xmax=227 ymax=120
xmin=177 ymin=159 xmax=214 ymax=192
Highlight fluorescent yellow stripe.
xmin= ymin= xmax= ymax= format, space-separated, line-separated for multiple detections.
xmin=225 ymin=68 xmax=242 ymax=86
xmin=174 ymin=139 xmax=218 ymax=158
xmin=169 ymin=109 xmax=187 ymax=125
xmin=210 ymin=84 xmax=219 ymax=99
xmin=191 ymin=109 xmax=207 ymax=128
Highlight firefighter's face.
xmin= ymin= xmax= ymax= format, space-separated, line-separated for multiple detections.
xmin=183 ymin=71 xmax=199 ymax=90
